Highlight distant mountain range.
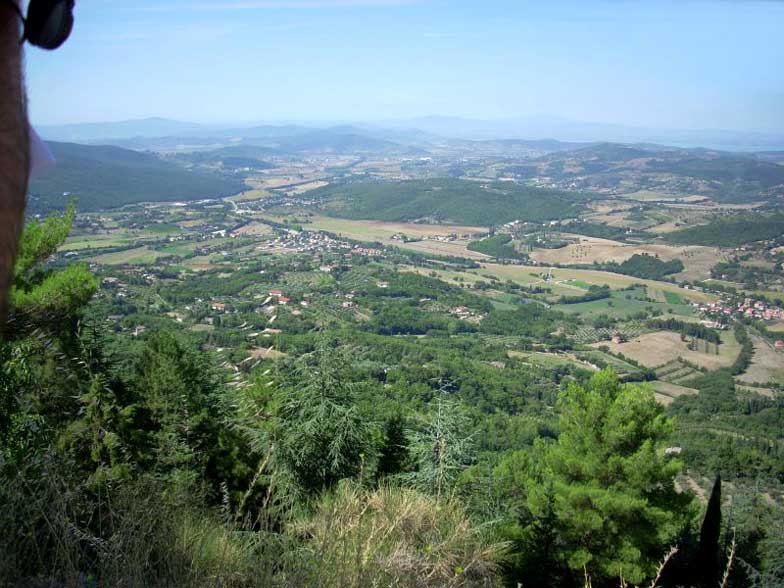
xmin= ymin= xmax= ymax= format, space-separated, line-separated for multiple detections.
xmin=38 ymin=117 xmax=207 ymax=142
xmin=372 ymin=115 xmax=784 ymax=152
xmin=39 ymin=119 xmax=427 ymax=155
xmin=37 ymin=115 xmax=784 ymax=153
xmin=501 ymin=141 xmax=784 ymax=203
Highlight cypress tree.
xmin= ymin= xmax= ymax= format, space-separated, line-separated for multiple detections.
xmin=698 ymin=474 xmax=722 ymax=588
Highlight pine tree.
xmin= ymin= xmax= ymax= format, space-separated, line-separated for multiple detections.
xmin=520 ymin=370 xmax=693 ymax=585
xmin=8 ymin=204 xmax=97 ymax=327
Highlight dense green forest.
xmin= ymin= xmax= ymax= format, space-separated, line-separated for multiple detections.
xmin=560 ymin=221 xmax=651 ymax=242
xmin=28 ymin=142 xmax=246 ymax=212
xmin=595 ymin=254 xmax=685 ymax=280
xmin=644 ymin=156 xmax=784 ymax=202
xmin=467 ymin=234 xmax=527 ymax=259
xmin=666 ymin=214 xmax=784 ymax=247
xmin=312 ymin=179 xmax=587 ymax=225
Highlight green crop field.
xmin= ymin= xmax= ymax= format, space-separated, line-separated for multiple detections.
xmin=60 ymin=236 xmax=134 ymax=251
xmin=144 ymin=222 xmax=183 ymax=235
xmin=475 ymin=264 xmax=716 ymax=302
xmin=157 ymin=242 xmax=199 ymax=256
xmin=556 ymin=287 xmax=695 ymax=319
xmin=88 ymin=246 xmax=164 ymax=265
xmin=569 ymin=280 xmax=593 ymax=290
xmin=663 ymin=291 xmax=683 ymax=304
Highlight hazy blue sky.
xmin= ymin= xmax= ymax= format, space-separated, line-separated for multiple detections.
xmin=25 ymin=0 xmax=784 ymax=131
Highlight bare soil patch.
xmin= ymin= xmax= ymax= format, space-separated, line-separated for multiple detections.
xmin=529 ymin=236 xmax=723 ymax=281
xmin=651 ymin=381 xmax=699 ymax=406
xmin=232 ymin=222 xmax=274 ymax=237
xmin=737 ymin=335 xmax=784 ymax=385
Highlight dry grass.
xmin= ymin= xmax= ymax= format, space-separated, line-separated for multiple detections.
xmin=734 ymin=384 xmax=776 ymax=399
xmin=591 ymin=331 xmax=739 ymax=370
xmin=295 ymin=482 xmax=504 ymax=588
xmin=2 ymin=458 xmax=502 ymax=588
xmin=248 ymin=347 xmax=286 ymax=360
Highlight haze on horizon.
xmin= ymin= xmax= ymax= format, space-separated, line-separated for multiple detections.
xmin=25 ymin=0 xmax=784 ymax=134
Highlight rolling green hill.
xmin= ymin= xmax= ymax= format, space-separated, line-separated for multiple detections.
xmin=312 ymin=179 xmax=587 ymax=225
xmin=505 ymin=143 xmax=784 ymax=203
xmin=28 ymin=141 xmax=246 ymax=212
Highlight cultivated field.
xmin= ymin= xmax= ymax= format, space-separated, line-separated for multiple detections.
xmin=737 ymin=335 xmax=784 ymax=385
xmin=304 ymin=215 xmax=485 ymax=240
xmin=474 ymin=263 xmax=717 ymax=303
xmin=232 ymin=222 xmax=275 ymax=237
xmin=227 ymin=189 xmax=272 ymax=202
xmin=88 ymin=246 xmax=164 ymax=266
xmin=620 ymin=190 xmax=707 ymax=202
xmin=271 ymin=215 xmax=491 ymax=258
xmin=157 ymin=242 xmax=200 ymax=256
xmin=528 ymin=235 xmax=724 ymax=281
xmin=401 ymin=266 xmax=488 ymax=286
xmin=591 ymin=330 xmax=740 ymax=370
xmin=651 ymin=381 xmax=699 ymax=405
xmin=253 ymin=175 xmax=326 ymax=190
xmin=558 ymin=288 xmax=697 ymax=319
xmin=287 ymin=180 xmax=329 ymax=194
xmin=507 ymin=350 xmax=599 ymax=372
xmin=735 ymin=384 xmax=776 ymax=399
xmin=395 ymin=239 xmax=488 ymax=259
xmin=61 ymin=236 xmax=134 ymax=251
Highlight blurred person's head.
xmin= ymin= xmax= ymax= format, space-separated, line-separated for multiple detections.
xmin=0 ymin=0 xmax=73 ymax=325
xmin=0 ymin=1 xmax=29 ymax=324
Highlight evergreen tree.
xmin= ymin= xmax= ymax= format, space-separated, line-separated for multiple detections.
xmin=697 ymin=474 xmax=722 ymax=588
xmin=273 ymin=339 xmax=376 ymax=496
xmin=376 ymin=413 xmax=409 ymax=479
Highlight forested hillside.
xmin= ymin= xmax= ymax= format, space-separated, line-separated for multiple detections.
xmin=28 ymin=142 xmax=246 ymax=212
xmin=665 ymin=213 xmax=784 ymax=247
xmin=313 ymin=179 xmax=588 ymax=225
